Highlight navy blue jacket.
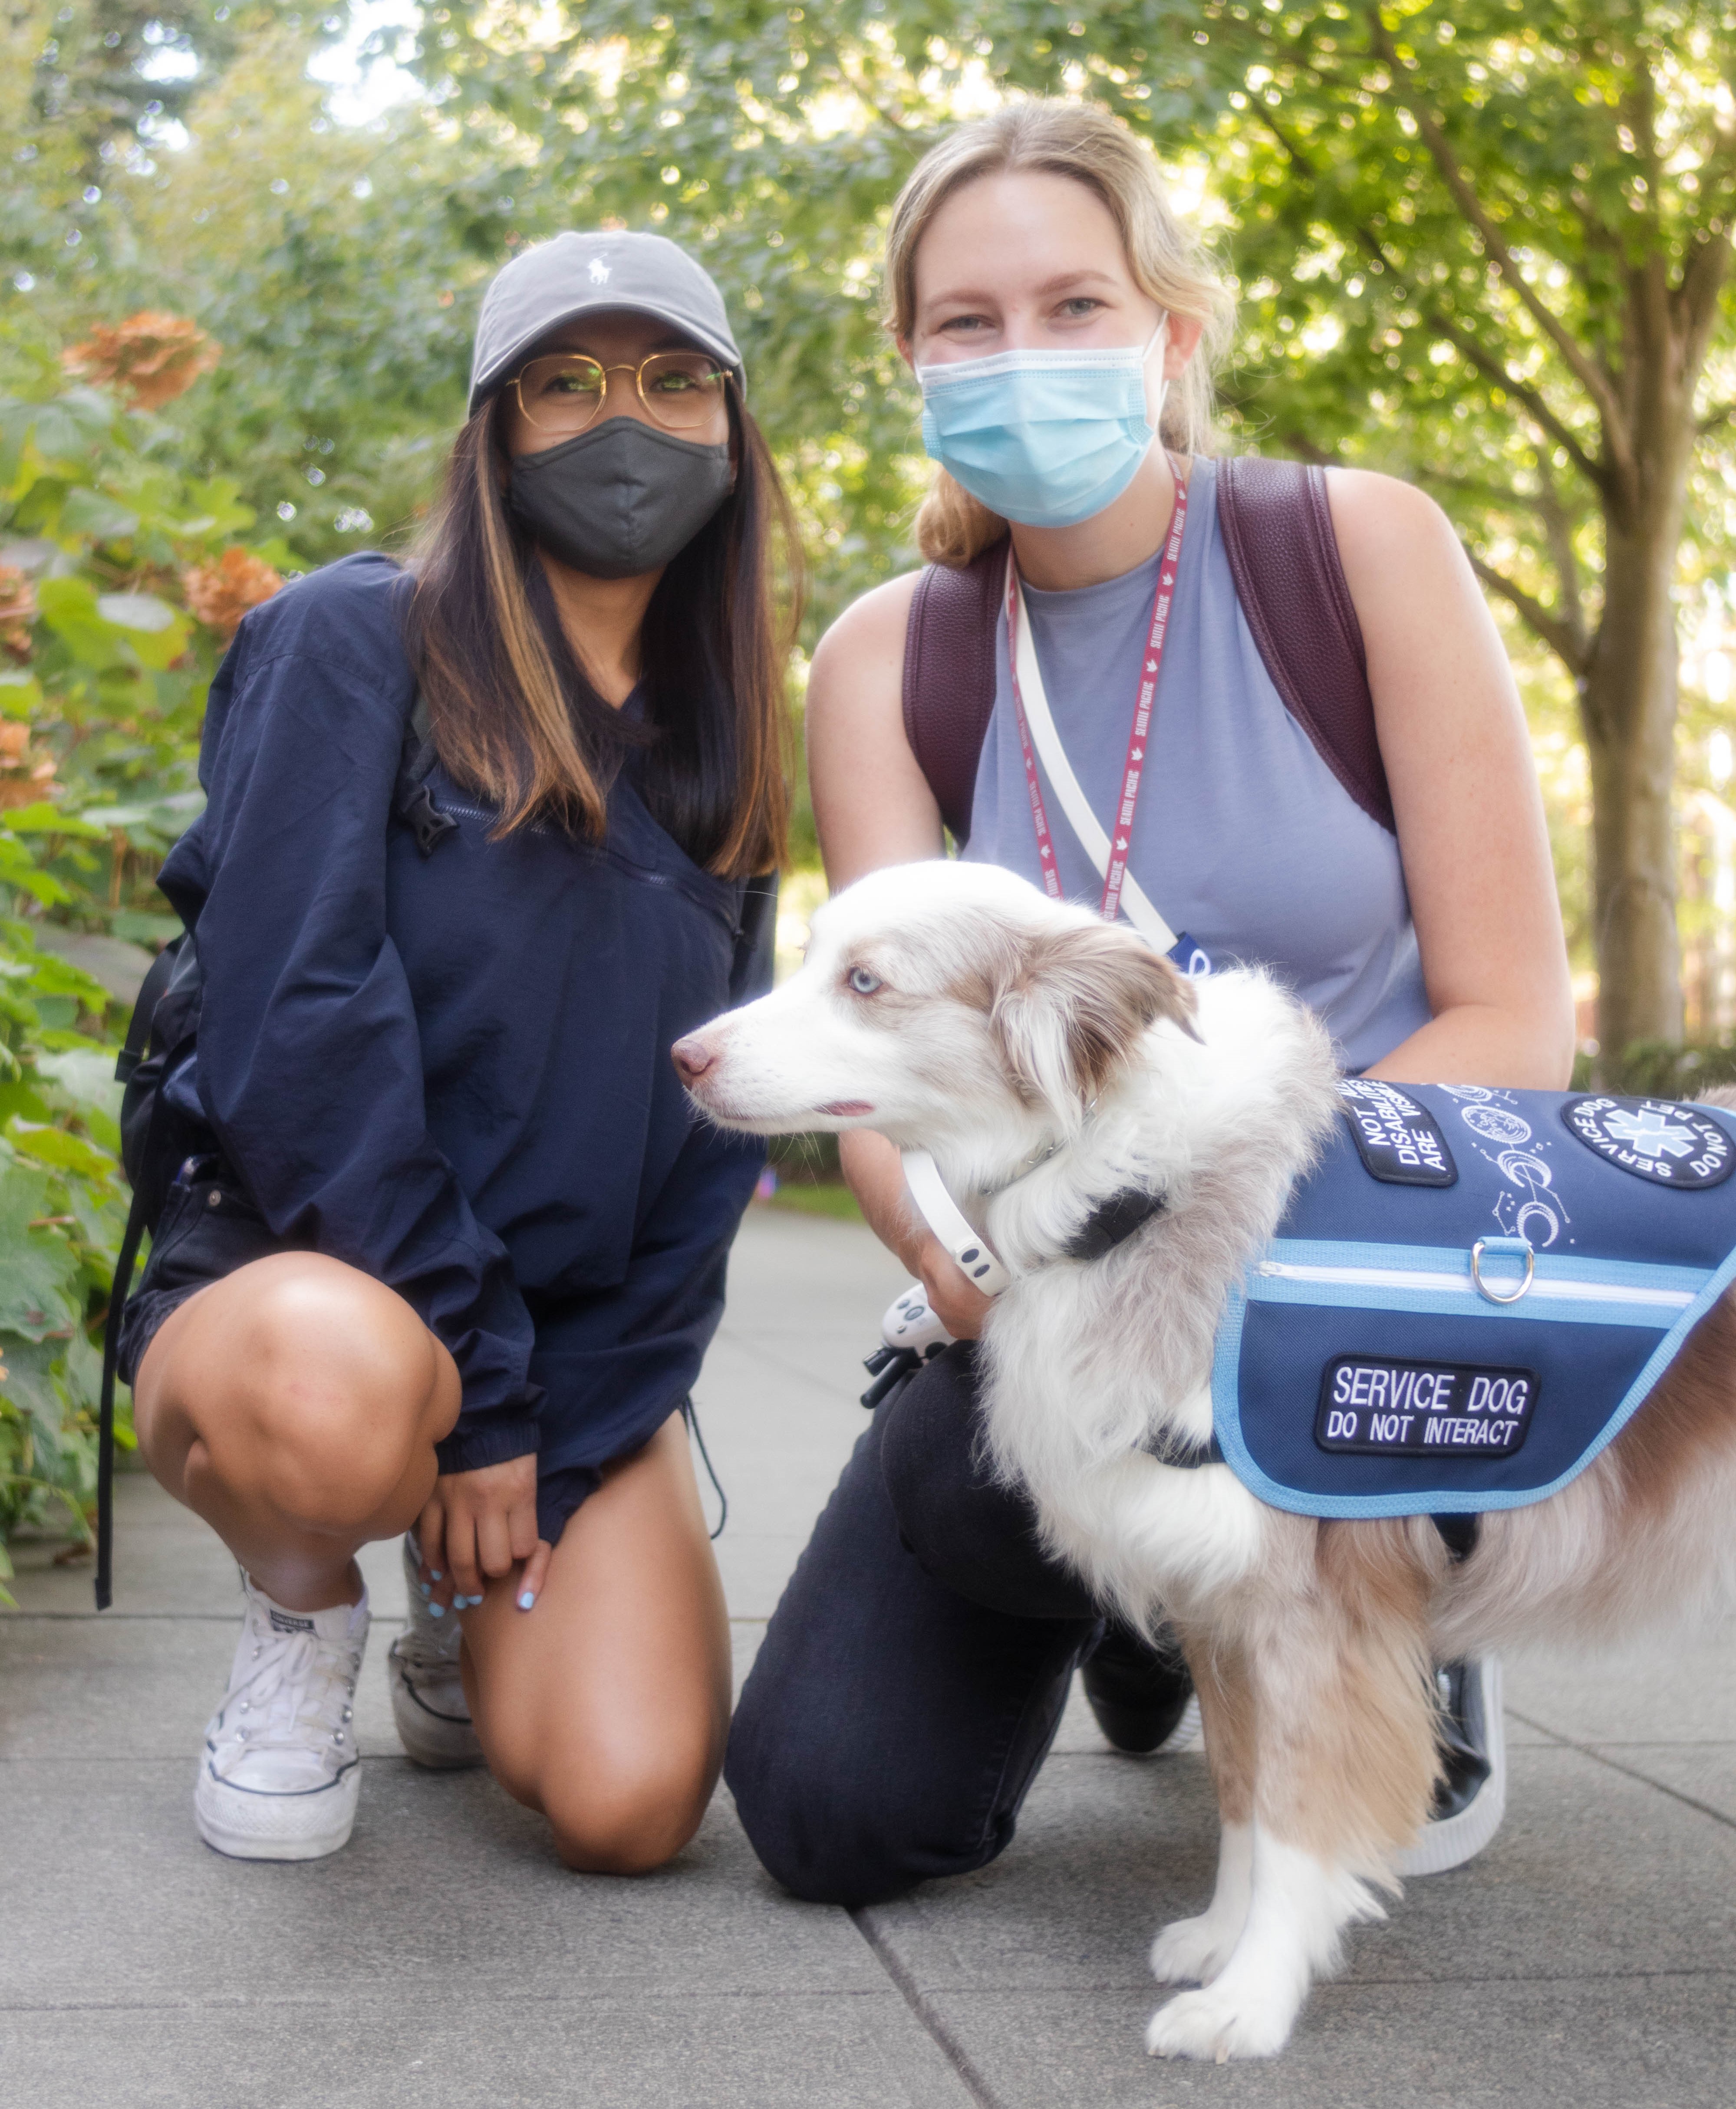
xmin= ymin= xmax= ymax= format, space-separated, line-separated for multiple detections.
xmin=155 ymin=553 xmax=771 ymax=1483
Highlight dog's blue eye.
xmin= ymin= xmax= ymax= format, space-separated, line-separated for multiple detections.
xmin=848 ymin=967 xmax=882 ymax=996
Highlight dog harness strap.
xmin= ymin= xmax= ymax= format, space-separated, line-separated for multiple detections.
xmin=1141 ymin=1428 xmax=1225 ymax=1468
xmin=1005 ymin=458 xmax=1189 ymax=953
xmin=1431 ymin=1513 xmax=1481 ymax=1562
xmin=901 ymin=1148 xmax=1019 ymax=1295
xmin=1064 ymin=1186 xmax=1167 ymax=1261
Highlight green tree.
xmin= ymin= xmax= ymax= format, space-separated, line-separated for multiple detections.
xmin=409 ymin=0 xmax=1736 ymax=1057
xmin=1067 ymin=0 xmax=1736 ymax=1065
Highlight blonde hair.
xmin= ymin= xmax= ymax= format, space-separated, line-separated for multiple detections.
xmin=884 ymin=101 xmax=1235 ymax=569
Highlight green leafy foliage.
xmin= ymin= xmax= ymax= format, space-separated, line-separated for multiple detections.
xmin=0 ymin=345 xmax=275 ymax=1563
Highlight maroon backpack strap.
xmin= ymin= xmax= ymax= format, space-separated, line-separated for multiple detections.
xmin=900 ymin=536 xmax=1008 ymax=846
xmin=1215 ymin=454 xmax=1394 ymax=835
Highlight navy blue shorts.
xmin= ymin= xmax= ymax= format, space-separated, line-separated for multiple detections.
xmin=118 ymin=1158 xmax=602 ymax=1544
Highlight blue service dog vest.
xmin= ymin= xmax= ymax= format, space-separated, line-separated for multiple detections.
xmin=1210 ymin=1081 xmax=1736 ymax=1518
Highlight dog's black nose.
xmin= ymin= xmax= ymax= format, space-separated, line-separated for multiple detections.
xmin=671 ymin=1034 xmax=715 ymax=1085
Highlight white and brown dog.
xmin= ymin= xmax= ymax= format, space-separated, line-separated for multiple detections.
xmin=672 ymin=858 xmax=1736 ymax=2063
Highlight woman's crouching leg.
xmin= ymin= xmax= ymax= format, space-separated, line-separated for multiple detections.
xmin=725 ymin=1376 xmax=1097 ymax=1908
xmin=132 ymin=1252 xmax=460 ymax=1609
xmin=460 ymin=1411 xmax=732 ymax=1875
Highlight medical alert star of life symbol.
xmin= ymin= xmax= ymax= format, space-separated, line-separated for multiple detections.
xmin=1561 ymin=1095 xmax=1736 ymax=1189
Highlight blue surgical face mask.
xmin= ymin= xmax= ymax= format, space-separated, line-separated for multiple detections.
xmin=916 ymin=323 xmax=1168 ymax=529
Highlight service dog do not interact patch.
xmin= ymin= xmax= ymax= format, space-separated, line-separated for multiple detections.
xmin=1315 ymin=1356 xmax=1538 ymax=1458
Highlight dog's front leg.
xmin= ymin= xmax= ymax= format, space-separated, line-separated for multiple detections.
xmin=1150 ymin=1634 xmax=1254 ymax=1991
xmin=1146 ymin=1590 xmax=1433 ymax=2062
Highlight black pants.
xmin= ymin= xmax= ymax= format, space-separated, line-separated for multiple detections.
xmin=725 ymin=1344 xmax=1106 ymax=1906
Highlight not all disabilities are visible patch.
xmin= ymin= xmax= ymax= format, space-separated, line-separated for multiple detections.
xmin=1337 ymin=1078 xmax=1459 ymax=1188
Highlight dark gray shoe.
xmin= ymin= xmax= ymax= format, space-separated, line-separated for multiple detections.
xmin=1081 ymin=1622 xmax=1199 ymax=1754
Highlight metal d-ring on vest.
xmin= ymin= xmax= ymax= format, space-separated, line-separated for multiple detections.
xmin=1470 ymin=1235 xmax=1535 ymax=1306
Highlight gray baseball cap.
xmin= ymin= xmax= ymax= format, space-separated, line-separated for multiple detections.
xmin=467 ymin=230 xmax=744 ymax=415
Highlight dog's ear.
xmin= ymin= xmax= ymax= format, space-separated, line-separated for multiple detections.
xmin=990 ymin=921 xmax=1200 ymax=1121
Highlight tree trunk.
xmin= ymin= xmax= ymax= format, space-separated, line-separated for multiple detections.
xmin=1581 ymin=296 xmax=1698 ymax=1068
xmin=1583 ymin=559 xmax=1681 ymax=1065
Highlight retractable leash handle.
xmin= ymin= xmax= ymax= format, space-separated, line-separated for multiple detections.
xmin=860 ymin=1283 xmax=955 ymax=1408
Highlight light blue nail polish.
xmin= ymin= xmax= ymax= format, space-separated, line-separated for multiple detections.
xmin=417 ymin=1583 xmax=431 ymax=1598
xmin=518 ymin=1592 xmax=534 ymax=1610
xmin=429 ymin=1570 xmax=442 ymax=1581
xmin=429 ymin=1602 xmax=445 ymax=1618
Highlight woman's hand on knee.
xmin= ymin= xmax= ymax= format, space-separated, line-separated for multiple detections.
xmin=416 ymin=1455 xmax=552 ymax=1612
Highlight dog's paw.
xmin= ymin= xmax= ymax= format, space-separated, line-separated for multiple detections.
xmin=1145 ymin=1986 xmax=1295 ymax=2063
xmin=1149 ymin=1913 xmax=1241 ymax=1987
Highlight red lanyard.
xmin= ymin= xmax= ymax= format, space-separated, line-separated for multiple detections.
xmin=1005 ymin=461 xmax=1189 ymax=920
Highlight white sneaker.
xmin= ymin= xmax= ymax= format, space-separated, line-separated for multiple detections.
xmin=194 ymin=1572 xmax=369 ymax=1862
xmin=387 ymin=1534 xmax=484 ymax=1770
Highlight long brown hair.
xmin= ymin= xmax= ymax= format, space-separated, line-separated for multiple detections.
xmin=403 ymin=388 xmax=797 ymax=876
xmin=883 ymin=101 xmax=1235 ymax=569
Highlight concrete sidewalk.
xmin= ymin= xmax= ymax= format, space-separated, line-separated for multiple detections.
xmin=4 ymin=1207 xmax=1736 ymax=2106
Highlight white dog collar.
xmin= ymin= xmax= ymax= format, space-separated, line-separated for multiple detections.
xmin=900 ymin=1148 xmax=1018 ymax=1296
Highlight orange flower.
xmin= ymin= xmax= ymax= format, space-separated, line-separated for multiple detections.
xmin=0 ymin=721 xmax=58 ymax=810
xmin=0 ymin=564 xmax=36 ymax=660
xmin=181 ymin=547 xmax=284 ymax=637
xmin=63 ymin=311 xmax=222 ymax=411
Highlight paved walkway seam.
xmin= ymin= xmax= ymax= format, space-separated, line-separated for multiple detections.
xmin=848 ymin=1905 xmax=1006 ymax=2109
xmin=1509 ymin=1706 xmax=1736 ymax=1833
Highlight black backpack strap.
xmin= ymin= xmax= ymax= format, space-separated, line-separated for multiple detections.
xmin=95 ymin=1181 xmax=149 ymax=1611
xmin=900 ymin=537 xmax=1008 ymax=847
xmin=395 ymin=691 xmax=458 ymax=856
xmin=97 ymin=935 xmax=192 ymax=1609
xmin=1215 ymin=456 xmax=1394 ymax=835
xmin=113 ymin=938 xmax=181 ymax=1088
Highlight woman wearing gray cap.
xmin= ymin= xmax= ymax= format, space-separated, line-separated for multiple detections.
xmin=112 ymin=231 xmax=796 ymax=1871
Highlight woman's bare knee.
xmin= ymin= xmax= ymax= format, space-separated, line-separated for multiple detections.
xmin=543 ymin=1764 xmax=715 ymax=1875
xmin=167 ymin=1257 xmax=452 ymax=1530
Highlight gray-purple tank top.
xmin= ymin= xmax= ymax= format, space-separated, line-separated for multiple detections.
xmin=961 ymin=454 xmax=1430 ymax=1073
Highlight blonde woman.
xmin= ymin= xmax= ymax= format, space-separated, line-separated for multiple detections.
xmin=727 ymin=103 xmax=1572 ymax=1904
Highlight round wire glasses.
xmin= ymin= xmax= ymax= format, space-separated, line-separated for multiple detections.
xmin=509 ymin=351 xmax=731 ymax=438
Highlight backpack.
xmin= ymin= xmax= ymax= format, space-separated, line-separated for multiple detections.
xmin=93 ymin=692 xmax=451 ymax=1608
xmin=901 ymin=455 xmax=1395 ymax=846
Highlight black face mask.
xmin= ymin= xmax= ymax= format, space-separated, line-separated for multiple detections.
xmin=505 ymin=416 xmax=734 ymax=580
